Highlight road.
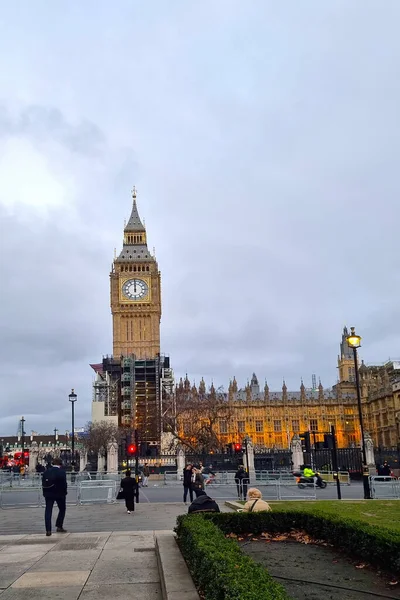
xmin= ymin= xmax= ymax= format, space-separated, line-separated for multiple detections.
xmin=0 ymin=479 xmax=365 ymax=507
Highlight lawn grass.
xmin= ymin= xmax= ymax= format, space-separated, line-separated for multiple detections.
xmin=262 ymin=500 xmax=400 ymax=532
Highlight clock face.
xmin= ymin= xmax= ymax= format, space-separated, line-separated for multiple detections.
xmin=122 ymin=278 xmax=149 ymax=300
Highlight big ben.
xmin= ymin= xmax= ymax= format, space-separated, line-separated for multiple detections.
xmin=110 ymin=187 xmax=161 ymax=359
xmin=91 ymin=188 xmax=173 ymax=451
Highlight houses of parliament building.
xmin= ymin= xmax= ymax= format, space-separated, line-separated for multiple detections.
xmin=92 ymin=190 xmax=400 ymax=451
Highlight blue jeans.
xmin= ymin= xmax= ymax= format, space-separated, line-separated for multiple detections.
xmin=45 ymin=497 xmax=66 ymax=532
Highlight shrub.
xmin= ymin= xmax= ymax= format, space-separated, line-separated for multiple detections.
xmin=200 ymin=510 xmax=400 ymax=574
xmin=175 ymin=515 xmax=290 ymax=600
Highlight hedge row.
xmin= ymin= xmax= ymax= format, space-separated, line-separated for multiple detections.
xmin=175 ymin=515 xmax=290 ymax=600
xmin=200 ymin=510 xmax=400 ymax=575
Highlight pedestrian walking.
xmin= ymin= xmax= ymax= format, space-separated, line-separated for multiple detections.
xmin=234 ymin=465 xmax=249 ymax=500
xmin=42 ymin=458 xmax=68 ymax=536
xmin=142 ymin=463 xmax=150 ymax=487
xmin=183 ymin=463 xmax=193 ymax=504
xmin=120 ymin=469 xmax=138 ymax=514
xmin=192 ymin=466 xmax=205 ymax=498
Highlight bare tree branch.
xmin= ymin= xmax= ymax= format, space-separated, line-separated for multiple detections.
xmin=164 ymin=384 xmax=231 ymax=453
xmin=80 ymin=421 xmax=123 ymax=457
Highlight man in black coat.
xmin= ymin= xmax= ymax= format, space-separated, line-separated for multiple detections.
xmin=188 ymin=491 xmax=220 ymax=514
xmin=183 ymin=463 xmax=193 ymax=504
xmin=42 ymin=458 xmax=68 ymax=536
xmin=235 ymin=465 xmax=250 ymax=500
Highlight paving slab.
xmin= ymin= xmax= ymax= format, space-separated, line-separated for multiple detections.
xmin=12 ymin=571 xmax=90 ymax=588
xmin=29 ymin=549 xmax=103 ymax=572
xmin=0 ymin=552 xmax=46 ymax=565
xmin=88 ymin=553 xmax=159 ymax=584
xmin=80 ymin=583 xmax=162 ymax=599
xmin=0 ymin=587 xmax=82 ymax=600
xmin=1 ymin=543 xmax=56 ymax=553
xmin=0 ymin=567 xmax=35 ymax=590
xmin=103 ymin=532 xmax=155 ymax=550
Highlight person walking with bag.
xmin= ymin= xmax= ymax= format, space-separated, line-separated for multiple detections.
xmin=42 ymin=457 xmax=68 ymax=536
xmin=192 ymin=466 xmax=205 ymax=498
xmin=120 ymin=469 xmax=138 ymax=514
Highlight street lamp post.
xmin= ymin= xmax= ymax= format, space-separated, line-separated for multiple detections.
xmin=20 ymin=416 xmax=25 ymax=467
xmin=346 ymin=327 xmax=371 ymax=499
xmin=68 ymin=389 xmax=77 ymax=470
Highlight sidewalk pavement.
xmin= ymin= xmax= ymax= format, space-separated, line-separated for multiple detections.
xmin=0 ymin=502 xmax=231 ymax=536
xmin=0 ymin=529 xmax=201 ymax=600
xmin=0 ymin=530 xmax=163 ymax=599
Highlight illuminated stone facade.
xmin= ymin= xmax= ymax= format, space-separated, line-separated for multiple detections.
xmin=176 ymin=328 xmax=400 ymax=449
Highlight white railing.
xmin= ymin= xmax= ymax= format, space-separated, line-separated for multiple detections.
xmin=369 ymin=476 xmax=400 ymax=499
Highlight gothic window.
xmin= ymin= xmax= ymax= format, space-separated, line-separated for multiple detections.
xmin=219 ymin=420 xmax=227 ymax=434
xmin=310 ymin=419 xmax=318 ymax=431
xmin=255 ymin=420 xmax=263 ymax=432
xmin=238 ymin=420 xmax=245 ymax=433
xmin=273 ymin=420 xmax=281 ymax=432
xmin=292 ymin=420 xmax=300 ymax=433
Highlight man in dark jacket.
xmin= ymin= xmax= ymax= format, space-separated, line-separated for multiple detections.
xmin=235 ymin=465 xmax=249 ymax=500
xmin=42 ymin=458 xmax=68 ymax=536
xmin=188 ymin=491 xmax=220 ymax=514
xmin=183 ymin=463 xmax=193 ymax=504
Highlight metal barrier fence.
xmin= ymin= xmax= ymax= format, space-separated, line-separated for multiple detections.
xmin=78 ymin=480 xmax=118 ymax=505
xmin=0 ymin=478 xmax=120 ymax=509
xmin=370 ymin=476 xmax=400 ymax=499
xmin=163 ymin=470 xmax=317 ymax=500
xmin=319 ymin=471 xmax=351 ymax=485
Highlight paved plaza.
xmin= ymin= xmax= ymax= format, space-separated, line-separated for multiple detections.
xmin=0 ymin=530 xmax=163 ymax=599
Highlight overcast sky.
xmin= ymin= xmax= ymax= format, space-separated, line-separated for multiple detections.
xmin=0 ymin=2 xmax=399 ymax=435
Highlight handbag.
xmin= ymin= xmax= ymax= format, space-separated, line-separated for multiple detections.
xmin=116 ymin=488 xmax=125 ymax=500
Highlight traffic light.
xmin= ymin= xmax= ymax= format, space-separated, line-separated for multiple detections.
xmin=234 ymin=443 xmax=243 ymax=455
xmin=323 ymin=434 xmax=334 ymax=449
xmin=127 ymin=444 xmax=137 ymax=456
xmin=300 ymin=432 xmax=311 ymax=453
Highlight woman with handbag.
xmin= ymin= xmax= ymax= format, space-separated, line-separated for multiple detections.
xmin=192 ymin=467 xmax=205 ymax=498
xmin=119 ymin=469 xmax=138 ymax=514
xmin=243 ymin=488 xmax=271 ymax=512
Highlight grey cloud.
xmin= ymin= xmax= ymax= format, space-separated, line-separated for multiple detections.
xmin=0 ymin=105 xmax=105 ymax=155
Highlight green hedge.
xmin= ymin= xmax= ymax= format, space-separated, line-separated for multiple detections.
xmin=200 ymin=510 xmax=400 ymax=575
xmin=175 ymin=515 xmax=290 ymax=600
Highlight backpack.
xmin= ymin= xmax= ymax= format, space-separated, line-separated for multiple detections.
xmin=42 ymin=470 xmax=57 ymax=490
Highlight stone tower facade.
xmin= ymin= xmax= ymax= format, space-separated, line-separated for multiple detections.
xmin=110 ymin=188 xmax=161 ymax=359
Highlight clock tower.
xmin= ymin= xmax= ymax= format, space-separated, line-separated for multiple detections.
xmin=110 ymin=188 xmax=161 ymax=359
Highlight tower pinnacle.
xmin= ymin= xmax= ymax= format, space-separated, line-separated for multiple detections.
xmin=125 ymin=187 xmax=145 ymax=232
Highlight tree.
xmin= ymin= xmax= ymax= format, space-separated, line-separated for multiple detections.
xmin=163 ymin=379 xmax=232 ymax=453
xmin=80 ymin=421 xmax=123 ymax=458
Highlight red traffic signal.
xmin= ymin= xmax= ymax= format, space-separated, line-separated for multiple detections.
xmin=127 ymin=444 xmax=137 ymax=455
xmin=234 ymin=443 xmax=241 ymax=451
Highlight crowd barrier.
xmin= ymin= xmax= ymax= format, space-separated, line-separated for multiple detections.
xmin=319 ymin=471 xmax=351 ymax=485
xmin=0 ymin=478 xmax=120 ymax=509
xmin=369 ymin=476 xmax=400 ymax=499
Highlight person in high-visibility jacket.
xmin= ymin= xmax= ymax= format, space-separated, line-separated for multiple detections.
xmin=303 ymin=465 xmax=323 ymax=488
